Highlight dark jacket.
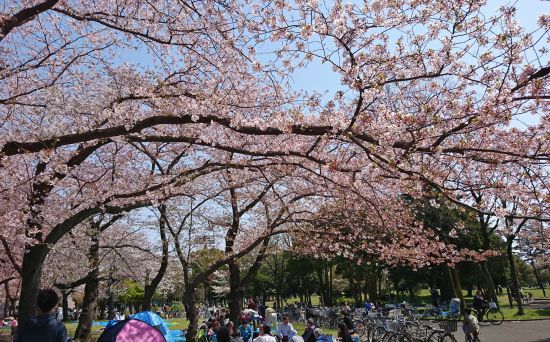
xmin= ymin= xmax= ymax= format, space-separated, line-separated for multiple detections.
xmin=343 ymin=316 xmax=354 ymax=332
xmin=216 ymin=326 xmax=231 ymax=342
xmin=17 ymin=314 xmax=68 ymax=342
xmin=302 ymin=328 xmax=316 ymax=342
xmin=339 ymin=331 xmax=353 ymax=342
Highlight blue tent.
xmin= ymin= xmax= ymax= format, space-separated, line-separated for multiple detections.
xmin=132 ymin=311 xmax=175 ymax=342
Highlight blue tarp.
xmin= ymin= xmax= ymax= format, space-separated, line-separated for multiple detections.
xmin=171 ymin=329 xmax=186 ymax=342
xmin=132 ymin=311 xmax=175 ymax=342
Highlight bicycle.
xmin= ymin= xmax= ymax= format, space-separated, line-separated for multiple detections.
xmin=426 ymin=320 xmax=458 ymax=342
xmin=473 ymin=302 xmax=503 ymax=325
xmin=464 ymin=331 xmax=480 ymax=342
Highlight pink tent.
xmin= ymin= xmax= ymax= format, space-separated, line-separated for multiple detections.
xmin=98 ymin=319 xmax=166 ymax=342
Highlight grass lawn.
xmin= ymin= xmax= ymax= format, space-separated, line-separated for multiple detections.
xmin=272 ymin=287 xmax=550 ymax=321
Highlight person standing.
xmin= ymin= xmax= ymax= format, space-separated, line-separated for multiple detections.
xmin=17 ymin=289 xmax=68 ymax=342
xmin=497 ymin=285 xmax=503 ymax=296
xmin=265 ymin=306 xmax=277 ymax=327
xmin=429 ymin=287 xmax=440 ymax=307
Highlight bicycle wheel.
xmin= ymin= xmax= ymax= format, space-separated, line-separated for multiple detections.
xmin=439 ymin=333 xmax=457 ymax=342
xmin=380 ymin=331 xmax=395 ymax=342
xmin=371 ymin=327 xmax=386 ymax=342
xmin=486 ymin=309 xmax=504 ymax=325
xmin=427 ymin=330 xmax=442 ymax=342
xmin=354 ymin=319 xmax=366 ymax=336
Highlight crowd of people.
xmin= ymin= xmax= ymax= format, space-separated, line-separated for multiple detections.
xmin=199 ymin=298 xmax=357 ymax=342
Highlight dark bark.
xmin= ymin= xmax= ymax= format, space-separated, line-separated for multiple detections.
xmin=61 ymin=290 xmax=70 ymax=322
xmin=184 ymin=285 xmax=198 ymax=342
xmin=142 ymin=206 xmax=170 ymax=311
xmin=506 ymin=285 xmax=514 ymax=308
xmin=480 ymin=262 xmax=499 ymax=307
xmin=450 ymin=267 xmax=465 ymax=311
xmin=506 ymin=236 xmax=524 ymax=315
xmin=18 ymin=244 xmax=49 ymax=329
xmin=107 ymin=285 xmax=116 ymax=320
xmin=74 ymin=221 xmax=101 ymax=341
xmin=228 ymin=261 xmax=242 ymax=324
xmin=3 ymin=281 xmax=13 ymax=317
xmin=0 ymin=0 xmax=59 ymax=41
xmin=531 ymin=262 xmax=546 ymax=297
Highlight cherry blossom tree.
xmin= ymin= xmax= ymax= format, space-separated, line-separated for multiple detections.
xmin=1 ymin=0 xmax=549 ymax=330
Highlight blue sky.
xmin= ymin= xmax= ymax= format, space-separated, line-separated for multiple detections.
xmin=289 ymin=0 xmax=550 ymax=94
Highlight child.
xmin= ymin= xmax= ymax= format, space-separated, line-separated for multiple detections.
xmin=462 ymin=308 xmax=480 ymax=341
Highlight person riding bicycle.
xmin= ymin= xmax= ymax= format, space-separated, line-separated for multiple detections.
xmin=472 ymin=290 xmax=488 ymax=318
xmin=462 ymin=308 xmax=480 ymax=341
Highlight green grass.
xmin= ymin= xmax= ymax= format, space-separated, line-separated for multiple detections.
xmin=499 ymin=307 xmax=550 ymax=320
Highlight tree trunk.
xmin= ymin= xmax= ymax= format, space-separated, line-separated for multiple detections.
xmin=18 ymin=245 xmax=48 ymax=329
xmin=450 ymin=267 xmax=465 ymax=311
xmin=506 ymin=285 xmax=513 ymax=308
xmin=185 ymin=286 xmax=198 ymax=342
xmin=142 ymin=208 xmax=170 ymax=311
xmin=3 ymin=290 xmax=8 ymax=318
xmin=531 ymin=262 xmax=546 ymax=297
xmin=74 ymin=222 xmax=101 ymax=342
xmin=61 ymin=290 xmax=70 ymax=322
xmin=329 ymin=265 xmax=333 ymax=306
xmin=480 ymin=262 xmax=499 ymax=306
xmin=506 ymin=237 xmax=524 ymax=315
xmin=107 ymin=285 xmax=116 ymax=320
xmin=74 ymin=271 xmax=99 ymax=341
xmin=444 ymin=264 xmax=457 ymax=299
xmin=229 ymin=261 xmax=242 ymax=323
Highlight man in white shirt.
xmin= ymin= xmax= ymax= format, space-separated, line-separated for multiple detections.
xmin=254 ymin=325 xmax=277 ymax=342
xmin=278 ymin=315 xmax=295 ymax=342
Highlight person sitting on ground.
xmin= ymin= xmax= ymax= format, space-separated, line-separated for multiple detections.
xmin=239 ymin=320 xmax=253 ymax=342
xmin=313 ymin=328 xmax=330 ymax=342
xmin=227 ymin=321 xmax=238 ymax=337
xmin=528 ymin=292 xmax=534 ymax=304
xmin=17 ymin=289 xmax=68 ymax=342
xmin=253 ymin=325 xmax=276 ymax=342
xmin=472 ymin=290 xmax=488 ymax=318
xmin=291 ymin=336 xmax=304 ymax=342
xmin=10 ymin=315 xmax=18 ymax=341
xmin=209 ymin=321 xmax=219 ymax=342
xmin=341 ymin=310 xmax=354 ymax=333
xmin=277 ymin=315 xmax=294 ymax=342
xmin=302 ymin=319 xmax=316 ymax=342
xmin=462 ymin=308 xmax=480 ymax=340
xmin=337 ymin=323 xmax=352 ymax=342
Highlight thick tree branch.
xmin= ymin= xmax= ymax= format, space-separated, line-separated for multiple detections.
xmin=0 ymin=0 xmax=59 ymax=41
